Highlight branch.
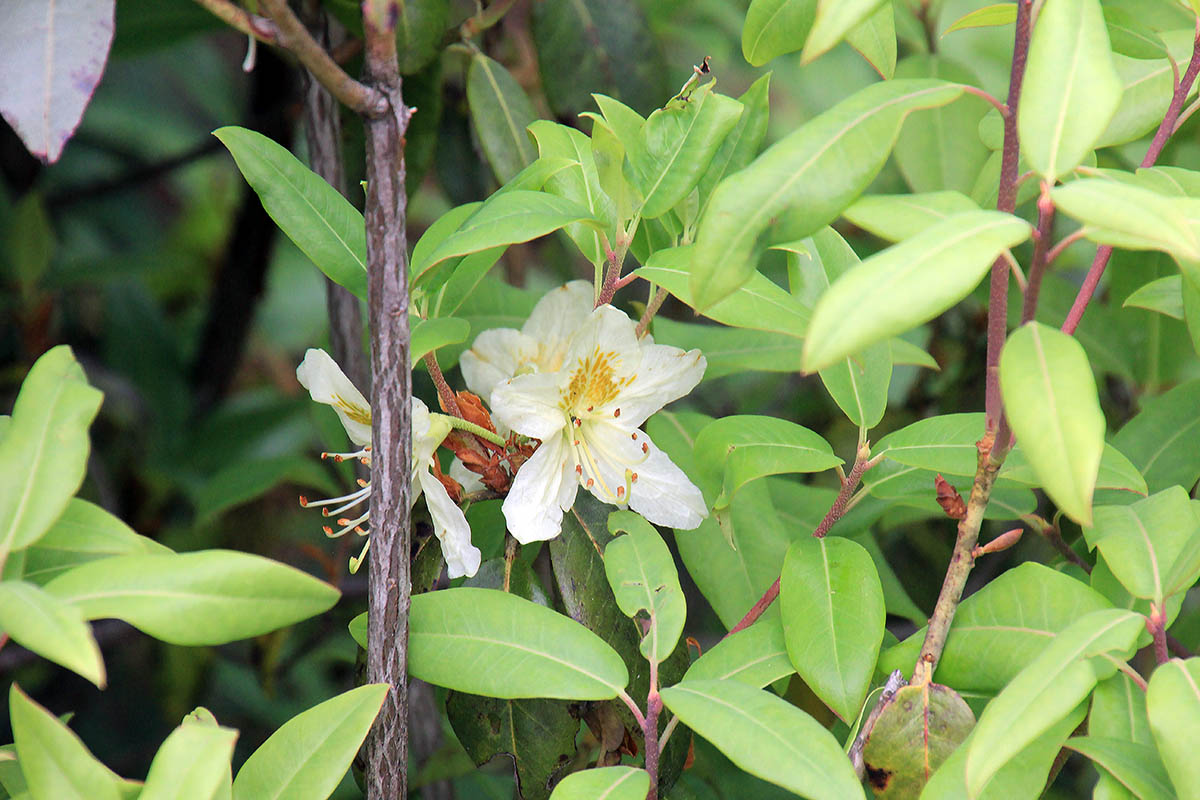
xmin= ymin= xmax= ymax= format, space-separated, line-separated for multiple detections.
xmin=849 ymin=670 xmax=907 ymax=780
xmin=360 ymin=1 xmax=414 ymax=797
xmin=1062 ymin=19 xmax=1200 ymax=335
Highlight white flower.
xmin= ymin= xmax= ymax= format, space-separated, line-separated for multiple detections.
xmin=460 ymin=280 xmax=594 ymax=404
xmin=490 ymin=306 xmax=708 ymax=543
xmin=296 ymin=349 xmax=480 ymax=578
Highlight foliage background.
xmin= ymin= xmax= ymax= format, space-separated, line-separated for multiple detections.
xmin=1 ymin=0 xmax=1198 ymax=797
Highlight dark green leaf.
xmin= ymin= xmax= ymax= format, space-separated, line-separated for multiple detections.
xmin=395 ymin=0 xmax=448 ymax=74
xmin=467 ymin=54 xmax=538 ymax=183
xmin=1112 ymin=378 xmax=1200 ymax=493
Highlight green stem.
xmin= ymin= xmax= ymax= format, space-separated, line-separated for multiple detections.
xmin=431 ymin=413 xmax=507 ymax=447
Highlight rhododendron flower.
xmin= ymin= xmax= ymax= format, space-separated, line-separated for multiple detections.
xmin=460 ymin=280 xmax=594 ymax=404
xmin=296 ymin=348 xmax=480 ymax=578
xmin=490 ymin=306 xmax=707 ymax=543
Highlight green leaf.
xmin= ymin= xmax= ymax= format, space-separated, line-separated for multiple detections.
xmin=780 ymin=535 xmax=885 ymax=722
xmin=395 ymin=0 xmax=448 ymax=74
xmin=1065 ymin=737 xmax=1174 ymax=800
xmin=690 ymin=79 xmax=963 ymax=310
xmin=999 ymin=322 xmax=1105 ymax=525
xmin=635 ymin=246 xmax=810 ymax=336
xmin=683 ymin=620 xmax=793 ymax=688
xmin=1018 ymin=0 xmax=1122 ymax=179
xmin=660 ymin=680 xmax=865 ymax=800
xmin=890 ymin=337 xmax=940 ymax=369
xmin=964 ymin=608 xmax=1145 ymax=798
xmin=942 ymin=4 xmax=1017 ymax=35
xmin=1091 ymin=673 xmax=1153 ymax=746
xmin=604 ymin=511 xmax=686 ymax=663
xmin=862 ymin=683 xmax=975 ymax=799
xmin=408 ymin=587 xmax=628 ymax=699
xmin=804 ymin=211 xmax=1031 ymax=372
xmin=44 ymin=550 xmax=340 ymax=645
xmin=9 ymin=193 xmax=54 ymax=294
xmin=802 ymin=0 xmax=888 ymax=64
xmin=467 ymin=53 xmax=538 ymax=183
xmin=411 ymin=316 xmax=470 ymax=364
xmin=651 ymin=319 xmax=804 ymax=380
xmin=528 ymin=120 xmax=616 ymax=264
xmin=842 ymin=191 xmax=980 ymax=242
xmin=697 ymin=74 xmax=772 ymax=214
xmin=415 ymin=191 xmax=601 ymax=287
xmin=1100 ymin=33 xmax=1200 ymax=148
xmin=1104 ymin=7 xmax=1168 ymax=59
xmin=22 ymin=498 xmax=171 ymax=586
xmin=628 ymin=82 xmax=744 ymax=219
xmin=549 ymin=767 xmax=649 ymax=800
xmin=0 ymin=582 xmax=104 ymax=688
xmin=892 ymin=56 xmax=991 ymax=194
xmin=870 ymin=413 xmax=984 ymax=476
xmin=742 ymin=0 xmax=817 ymax=66
xmin=1003 ymin=442 xmax=1149 ymax=497
xmin=880 ymin=563 xmax=1113 ymax=692
xmin=140 ymin=722 xmax=237 ymax=800
xmin=1113 ymin=377 xmax=1200 ymax=493
xmin=213 ymin=127 xmax=367 ymax=300
xmin=1084 ymin=487 xmax=1200 ymax=603
xmin=1146 ymin=657 xmax=1200 ymax=797
xmin=1051 ymin=179 xmax=1200 ymax=262
xmin=1186 ymin=276 xmax=1200 ymax=356
xmin=693 ymin=415 xmax=841 ymax=511
xmin=845 ymin=2 xmax=897 ymax=79
xmin=0 ymin=346 xmax=103 ymax=560
xmin=1124 ymin=275 xmax=1185 ymax=319
xmin=232 ymin=684 xmax=387 ymax=800
xmin=9 ymin=684 xmax=122 ymax=800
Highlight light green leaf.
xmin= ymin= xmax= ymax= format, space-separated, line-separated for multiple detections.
xmin=742 ymin=0 xmax=817 ymax=66
xmin=1104 ymin=7 xmax=1168 ymax=59
xmin=1112 ymin=378 xmax=1200 ymax=493
xmin=415 ymin=191 xmax=601 ymax=287
xmin=1146 ymin=657 xmax=1200 ymax=797
xmin=803 ymin=0 xmax=888 ymax=64
xmin=1186 ymin=276 xmax=1200 ymax=356
xmin=1018 ymin=0 xmax=1122 ymax=179
xmin=628 ymin=81 xmax=743 ymax=219
xmin=409 ymin=202 xmax=481 ymax=287
xmin=636 ymin=246 xmax=810 ymax=337
xmin=683 ymin=620 xmax=793 ymax=688
xmin=780 ymin=536 xmax=884 ymax=722
xmin=650 ymin=319 xmax=804 ymax=379
xmin=693 ymin=415 xmax=841 ymax=511
xmin=467 ymin=53 xmax=537 ymax=183
xmin=1084 ymin=487 xmax=1200 ymax=603
xmin=880 ymin=563 xmax=1113 ymax=692
xmin=408 ymin=587 xmax=628 ymax=699
xmin=890 ymin=337 xmax=940 ymax=369
xmin=1100 ymin=32 xmax=1200 ymax=148
xmin=213 ymin=127 xmax=367 ymax=300
xmin=0 ymin=582 xmax=104 ymax=688
xmin=9 ymin=684 xmax=122 ymax=800
xmin=942 ymin=4 xmax=1017 ymax=35
xmin=964 ymin=609 xmax=1144 ymax=798
xmin=999 ymin=322 xmax=1105 ymax=525
xmin=1124 ymin=275 xmax=1185 ymax=319
xmin=804 ymin=211 xmax=1031 ymax=372
xmin=1051 ymin=179 xmax=1200 ymax=262
xmin=22 ymin=498 xmax=171 ymax=586
xmin=690 ymin=79 xmax=962 ymax=310
xmin=0 ymin=346 xmax=103 ymax=561
xmin=1091 ymin=673 xmax=1153 ymax=746
xmin=870 ymin=412 xmax=984 ymax=476
xmin=44 ymin=550 xmax=340 ymax=646
xmin=1067 ymin=737 xmax=1175 ymax=800
xmin=698 ymin=74 xmax=772 ymax=214
xmin=661 ymin=679 xmax=865 ymax=800
xmin=549 ymin=766 xmax=649 ymax=800
xmin=842 ymin=191 xmax=980 ymax=242
xmin=232 ymin=684 xmax=387 ymax=800
xmin=140 ymin=722 xmax=237 ymax=800
xmin=845 ymin=2 xmax=897 ymax=79
xmin=528 ymin=120 xmax=616 ymax=264
xmin=411 ymin=317 xmax=470 ymax=364
xmin=604 ymin=511 xmax=686 ymax=663
xmin=1002 ymin=442 xmax=1149 ymax=496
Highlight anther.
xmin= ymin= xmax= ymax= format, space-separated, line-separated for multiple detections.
xmin=587 ymin=405 xmax=594 ymax=412
xmin=586 ymin=479 xmax=595 ymax=488
xmin=574 ymin=440 xmax=581 ymax=446
xmin=617 ymin=486 xmax=625 ymax=499
xmin=641 ymin=442 xmax=649 ymax=454
xmin=631 ymin=433 xmax=638 ymax=440
xmin=337 ymin=518 xmax=352 ymax=526
xmin=356 ymin=478 xmax=368 ymax=487
xmin=298 ymin=496 xmax=309 ymax=507
xmin=322 ymin=525 xmax=333 ymax=535
xmin=575 ymin=464 xmax=583 ymax=475
xmin=631 ymin=472 xmax=639 ymax=482
xmin=332 ymin=455 xmax=345 ymax=463
xmin=614 ymin=408 xmax=621 ymax=418
xmin=321 ymin=509 xmax=331 ymax=517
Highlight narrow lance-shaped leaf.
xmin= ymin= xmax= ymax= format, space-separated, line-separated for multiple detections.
xmin=697 ymin=73 xmax=772 ymax=215
xmin=1051 ymin=179 xmax=1200 ymax=262
xmin=214 ymin=126 xmax=368 ymax=300
xmin=689 ymin=79 xmax=962 ymax=310
xmin=845 ymin=2 xmax=897 ymax=79
xmin=604 ymin=511 xmax=686 ymax=663
xmin=9 ymin=684 xmax=123 ymax=800
xmin=683 ymin=619 xmax=793 ymax=688
xmin=0 ymin=345 xmax=103 ymax=559
xmin=140 ymin=721 xmax=237 ymax=800
xmin=1018 ymin=0 xmax=1122 ymax=179
xmin=943 ymin=4 xmax=1018 ymax=35
xmin=780 ymin=536 xmax=885 ymax=722
xmin=467 ymin=53 xmax=538 ymax=183
xmin=803 ymin=211 xmax=1031 ymax=372
xmin=999 ymin=322 xmax=1105 ymax=525
xmin=0 ymin=582 xmax=105 ymax=688
xmin=1146 ymin=657 xmax=1200 ymax=797
xmin=742 ymin=0 xmax=817 ymax=67
xmin=802 ymin=0 xmax=888 ymax=64
xmin=528 ymin=120 xmax=616 ymax=264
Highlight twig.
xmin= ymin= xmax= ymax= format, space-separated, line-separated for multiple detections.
xmin=849 ymin=670 xmax=907 ymax=780
xmin=423 ymin=352 xmax=462 ymax=417
xmin=1148 ymin=604 xmax=1170 ymax=665
xmin=1023 ymin=514 xmax=1090 ymax=572
xmin=1062 ymin=19 xmax=1200 ymax=335
xmin=636 ymin=287 xmax=669 ymax=338
xmin=644 ymin=692 xmax=662 ymax=800
xmin=192 ymin=0 xmax=278 ymax=42
xmin=1043 ymin=227 xmax=1088 ymax=269
xmin=1019 ymin=183 xmax=1056 ymax=325
xmin=361 ymin=0 xmax=415 ymax=796
xmin=960 ymin=84 xmax=1008 ymax=117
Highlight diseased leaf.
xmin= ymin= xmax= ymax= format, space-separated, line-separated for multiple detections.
xmin=862 ymin=683 xmax=975 ymax=799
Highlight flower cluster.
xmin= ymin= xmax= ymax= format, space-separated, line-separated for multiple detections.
xmin=296 ymin=280 xmax=708 ymax=576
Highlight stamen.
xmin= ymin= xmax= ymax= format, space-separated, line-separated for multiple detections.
xmin=641 ymin=442 xmax=649 ymax=454
xmin=631 ymin=433 xmax=638 ymax=440
xmin=298 ymin=496 xmax=309 ymax=507
xmin=614 ymin=408 xmax=621 ymax=418
xmin=631 ymin=472 xmax=639 ymax=482
xmin=586 ymin=478 xmax=595 ymax=488
xmin=575 ymin=464 xmax=583 ymax=475
xmin=357 ymin=478 xmax=368 ymax=487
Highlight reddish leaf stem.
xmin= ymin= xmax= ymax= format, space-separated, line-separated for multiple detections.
xmin=1020 ymin=183 xmax=1056 ymax=325
xmin=636 ymin=287 xmax=669 ymax=338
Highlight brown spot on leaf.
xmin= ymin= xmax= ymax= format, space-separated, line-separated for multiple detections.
xmin=866 ymin=765 xmax=892 ymax=791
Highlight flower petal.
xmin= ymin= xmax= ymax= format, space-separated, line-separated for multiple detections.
xmin=417 ymin=468 xmax=481 ymax=578
xmin=561 ymin=305 xmax=642 ymax=378
xmin=449 ymin=457 xmax=485 ymax=494
xmin=297 ymin=348 xmax=372 ymax=446
xmin=460 ymin=328 xmax=536 ymax=403
xmin=491 ymin=372 xmax=569 ymax=440
xmin=521 ymin=280 xmax=596 ymax=371
xmin=502 ymin=433 xmax=577 ymax=543
xmin=612 ymin=344 xmax=706 ymax=427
